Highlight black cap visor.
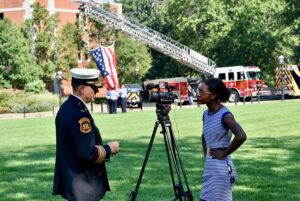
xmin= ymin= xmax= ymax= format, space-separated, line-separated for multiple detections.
xmin=72 ymin=77 xmax=101 ymax=93
xmin=87 ymin=84 xmax=99 ymax=93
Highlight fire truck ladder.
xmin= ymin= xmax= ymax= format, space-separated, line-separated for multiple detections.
xmin=73 ymin=0 xmax=216 ymax=76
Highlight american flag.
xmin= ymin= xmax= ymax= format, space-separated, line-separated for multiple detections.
xmin=89 ymin=44 xmax=119 ymax=90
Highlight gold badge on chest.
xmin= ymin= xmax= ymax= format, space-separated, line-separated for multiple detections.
xmin=79 ymin=117 xmax=92 ymax=134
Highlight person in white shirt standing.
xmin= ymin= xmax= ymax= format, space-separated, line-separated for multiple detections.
xmin=110 ymin=87 xmax=119 ymax=114
xmin=120 ymin=85 xmax=127 ymax=113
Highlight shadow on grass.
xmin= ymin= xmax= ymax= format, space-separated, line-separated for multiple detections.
xmin=233 ymin=136 xmax=300 ymax=201
xmin=107 ymin=135 xmax=300 ymax=201
xmin=0 ymin=135 xmax=299 ymax=201
xmin=0 ymin=145 xmax=59 ymax=201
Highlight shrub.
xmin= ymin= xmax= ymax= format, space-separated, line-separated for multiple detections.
xmin=18 ymin=93 xmax=58 ymax=113
xmin=25 ymin=80 xmax=46 ymax=94
xmin=0 ymin=89 xmax=17 ymax=108
xmin=94 ymin=97 xmax=107 ymax=104
xmin=0 ymin=106 xmax=11 ymax=113
xmin=11 ymin=104 xmax=26 ymax=113
xmin=0 ymin=89 xmax=59 ymax=113
xmin=0 ymin=74 xmax=12 ymax=89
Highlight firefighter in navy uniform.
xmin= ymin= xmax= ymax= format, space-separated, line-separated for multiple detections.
xmin=53 ymin=68 xmax=120 ymax=201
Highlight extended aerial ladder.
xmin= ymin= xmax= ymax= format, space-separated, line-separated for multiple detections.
xmin=73 ymin=0 xmax=216 ymax=76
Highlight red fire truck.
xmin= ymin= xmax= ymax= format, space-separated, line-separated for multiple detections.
xmin=214 ymin=66 xmax=271 ymax=102
xmin=144 ymin=77 xmax=199 ymax=104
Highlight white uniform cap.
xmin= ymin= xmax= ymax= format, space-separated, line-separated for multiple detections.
xmin=71 ymin=68 xmax=100 ymax=80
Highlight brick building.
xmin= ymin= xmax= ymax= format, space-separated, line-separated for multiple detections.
xmin=0 ymin=0 xmax=79 ymax=26
xmin=0 ymin=0 xmax=121 ymax=27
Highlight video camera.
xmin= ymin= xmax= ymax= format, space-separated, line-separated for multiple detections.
xmin=141 ymin=81 xmax=177 ymax=104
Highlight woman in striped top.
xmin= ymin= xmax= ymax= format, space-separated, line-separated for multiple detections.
xmin=197 ymin=78 xmax=247 ymax=201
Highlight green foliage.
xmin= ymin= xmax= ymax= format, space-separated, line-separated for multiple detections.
xmin=0 ymin=74 xmax=11 ymax=89
xmin=25 ymin=80 xmax=46 ymax=94
xmin=211 ymin=1 xmax=288 ymax=74
xmin=0 ymin=107 xmax=10 ymax=114
xmin=86 ymin=18 xmax=152 ymax=84
xmin=0 ymin=89 xmax=20 ymax=110
xmin=116 ymin=33 xmax=152 ymax=84
xmin=40 ymin=61 xmax=57 ymax=83
xmin=283 ymin=0 xmax=300 ymax=63
xmin=120 ymin=0 xmax=298 ymax=84
xmin=0 ymin=89 xmax=58 ymax=113
xmin=29 ymin=2 xmax=59 ymax=83
xmin=12 ymin=93 xmax=57 ymax=113
xmin=94 ymin=97 xmax=107 ymax=104
xmin=57 ymin=23 xmax=82 ymax=73
xmin=118 ymin=0 xmax=157 ymax=25
xmin=87 ymin=18 xmax=116 ymax=45
xmin=0 ymin=19 xmax=39 ymax=89
xmin=1 ymin=0 xmax=298 ymax=91
xmin=0 ymin=89 xmax=27 ymax=113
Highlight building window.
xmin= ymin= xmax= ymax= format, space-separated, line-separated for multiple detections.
xmin=0 ymin=13 xmax=4 ymax=20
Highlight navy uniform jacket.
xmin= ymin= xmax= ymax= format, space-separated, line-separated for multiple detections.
xmin=53 ymin=95 xmax=111 ymax=201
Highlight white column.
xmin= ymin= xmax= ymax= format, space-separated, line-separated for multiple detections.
xmin=23 ymin=0 xmax=34 ymax=19
xmin=48 ymin=0 xmax=55 ymax=15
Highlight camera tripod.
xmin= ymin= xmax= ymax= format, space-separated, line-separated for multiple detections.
xmin=129 ymin=103 xmax=193 ymax=201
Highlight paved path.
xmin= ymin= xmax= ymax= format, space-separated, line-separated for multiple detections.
xmin=0 ymin=99 xmax=296 ymax=120
xmin=0 ymin=103 xmax=157 ymax=120
xmin=0 ymin=102 xmax=204 ymax=120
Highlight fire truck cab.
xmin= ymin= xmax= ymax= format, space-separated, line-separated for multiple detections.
xmin=214 ymin=66 xmax=271 ymax=102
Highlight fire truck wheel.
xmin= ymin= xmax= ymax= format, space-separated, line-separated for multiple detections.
xmin=229 ymin=90 xmax=239 ymax=103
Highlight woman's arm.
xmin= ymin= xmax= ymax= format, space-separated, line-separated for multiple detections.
xmin=202 ymin=133 xmax=207 ymax=158
xmin=209 ymin=113 xmax=247 ymax=159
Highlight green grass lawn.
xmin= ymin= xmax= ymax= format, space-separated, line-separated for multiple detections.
xmin=0 ymin=100 xmax=300 ymax=201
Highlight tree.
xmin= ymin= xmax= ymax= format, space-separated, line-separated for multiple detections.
xmin=24 ymin=2 xmax=59 ymax=83
xmin=134 ymin=0 xmax=295 ymax=85
xmin=56 ymin=23 xmax=82 ymax=73
xmin=209 ymin=0 xmax=296 ymax=85
xmin=118 ymin=0 xmax=157 ymax=25
xmin=120 ymin=0 xmax=202 ymax=79
xmin=282 ymin=0 xmax=300 ymax=63
xmin=0 ymin=19 xmax=39 ymax=89
xmin=115 ymin=33 xmax=152 ymax=84
xmin=85 ymin=15 xmax=152 ymax=84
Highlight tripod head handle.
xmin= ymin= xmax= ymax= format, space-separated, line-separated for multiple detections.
xmin=156 ymin=103 xmax=171 ymax=122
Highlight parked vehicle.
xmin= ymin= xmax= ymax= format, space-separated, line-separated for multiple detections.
xmin=213 ymin=66 xmax=271 ymax=102
xmin=126 ymin=84 xmax=143 ymax=110
xmin=275 ymin=65 xmax=300 ymax=97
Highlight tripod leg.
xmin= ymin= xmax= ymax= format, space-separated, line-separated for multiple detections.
xmin=130 ymin=121 xmax=160 ymax=201
xmin=161 ymin=123 xmax=179 ymax=199
xmin=167 ymin=123 xmax=193 ymax=201
xmin=162 ymin=122 xmax=187 ymax=201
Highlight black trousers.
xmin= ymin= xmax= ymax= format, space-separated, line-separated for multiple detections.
xmin=121 ymin=97 xmax=127 ymax=112
xmin=110 ymin=99 xmax=117 ymax=113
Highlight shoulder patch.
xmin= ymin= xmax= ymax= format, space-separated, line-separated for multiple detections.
xmin=79 ymin=117 xmax=92 ymax=134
